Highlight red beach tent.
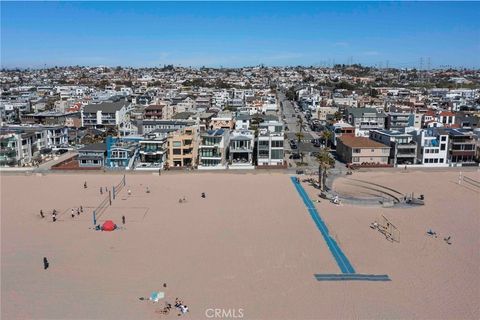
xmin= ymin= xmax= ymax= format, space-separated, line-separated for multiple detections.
xmin=102 ymin=220 xmax=116 ymax=231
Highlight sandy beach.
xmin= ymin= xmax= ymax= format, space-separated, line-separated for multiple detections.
xmin=1 ymin=170 xmax=479 ymax=319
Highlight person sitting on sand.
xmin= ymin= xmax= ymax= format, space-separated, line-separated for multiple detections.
xmin=128 ymin=189 xmax=132 ymax=196
xmin=180 ymin=305 xmax=189 ymax=314
xmin=444 ymin=236 xmax=452 ymax=244
xmin=179 ymin=198 xmax=183 ymax=203
xmin=84 ymin=182 xmax=87 ymax=189
xmin=201 ymin=192 xmax=206 ymax=198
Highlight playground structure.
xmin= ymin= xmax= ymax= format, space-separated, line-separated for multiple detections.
xmin=370 ymin=215 xmax=400 ymax=243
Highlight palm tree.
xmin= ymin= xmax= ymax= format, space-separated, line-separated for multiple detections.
xmin=315 ymin=147 xmax=335 ymax=191
xmin=295 ymin=131 xmax=304 ymax=161
xmin=322 ymin=130 xmax=333 ymax=149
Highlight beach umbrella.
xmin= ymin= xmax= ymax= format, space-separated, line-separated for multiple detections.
xmin=150 ymin=291 xmax=165 ymax=302
xmin=102 ymin=220 xmax=116 ymax=231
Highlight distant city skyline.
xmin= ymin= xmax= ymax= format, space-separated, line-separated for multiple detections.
xmin=1 ymin=1 xmax=479 ymax=69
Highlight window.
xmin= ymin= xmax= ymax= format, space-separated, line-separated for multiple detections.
xmin=440 ymin=144 xmax=446 ymax=151
xmin=434 ymin=158 xmax=438 ymax=163
xmin=258 ymin=140 xmax=269 ymax=148
xmin=352 ymin=157 xmax=359 ymax=162
xmin=371 ymin=149 xmax=375 ymax=152
xmin=440 ymin=159 xmax=444 ymax=163
xmin=435 ymin=149 xmax=439 ymax=153
xmin=271 ymin=141 xmax=283 ymax=148
xmin=425 ymin=149 xmax=430 ymax=154
xmin=173 ymin=141 xmax=181 ymax=147
xmin=441 ymin=136 xmax=447 ymax=141
xmin=271 ymin=149 xmax=283 ymax=159
xmin=353 ymin=148 xmax=361 ymax=153
xmin=258 ymin=150 xmax=269 ymax=158
xmin=173 ymin=149 xmax=181 ymax=155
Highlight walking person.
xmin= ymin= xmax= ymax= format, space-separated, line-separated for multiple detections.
xmin=80 ymin=205 xmax=83 ymax=213
xmin=122 ymin=215 xmax=126 ymax=225
xmin=43 ymin=257 xmax=49 ymax=270
xmin=40 ymin=210 xmax=44 ymax=218
xmin=76 ymin=208 xmax=80 ymax=216
xmin=100 ymin=187 xmax=103 ymax=195
xmin=84 ymin=181 xmax=88 ymax=189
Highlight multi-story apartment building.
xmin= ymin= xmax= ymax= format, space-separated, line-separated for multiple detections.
xmin=369 ymin=129 xmax=417 ymax=166
xmin=412 ymin=128 xmax=449 ymax=166
xmin=386 ymin=112 xmax=416 ymax=131
xmin=346 ymin=107 xmax=386 ymax=136
xmin=337 ymin=136 xmax=390 ymax=165
xmin=143 ymin=105 xmax=164 ymax=120
xmin=140 ymin=119 xmax=195 ymax=135
xmin=257 ymin=120 xmax=284 ymax=167
xmin=229 ymin=130 xmax=255 ymax=169
xmin=198 ymin=129 xmax=229 ymax=169
xmin=167 ymin=126 xmax=197 ymax=168
xmin=0 ymin=125 xmax=69 ymax=167
xmin=81 ymin=99 xmax=131 ymax=128
xmin=137 ymin=131 xmax=168 ymax=170
xmin=440 ymin=128 xmax=477 ymax=164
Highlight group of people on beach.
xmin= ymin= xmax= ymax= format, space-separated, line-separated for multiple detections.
xmin=155 ymin=297 xmax=189 ymax=316
xmin=71 ymin=207 xmax=83 ymax=218
xmin=40 ymin=206 xmax=83 ymax=222
xmin=427 ymin=229 xmax=452 ymax=245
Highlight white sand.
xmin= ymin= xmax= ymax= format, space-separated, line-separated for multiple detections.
xmin=1 ymin=170 xmax=479 ymax=319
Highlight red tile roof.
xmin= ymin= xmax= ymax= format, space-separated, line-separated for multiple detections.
xmin=338 ymin=136 xmax=388 ymax=148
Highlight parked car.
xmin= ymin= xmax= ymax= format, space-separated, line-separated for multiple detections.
xmin=290 ymin=153 xmax=301 ymax=160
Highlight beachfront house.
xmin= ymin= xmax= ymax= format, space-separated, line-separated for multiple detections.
xmin=136 ymin=131 xmax=169 ymax=170
xmin=198 ymin=129 xmax=229 ymax=170
xmin=440 ymin=128 xmax=477 ymax=165
xmin=78 ymin=143 xmax=107 ymax=168
xmin=229 ymin=130 xmax=255 ymax=169
xmin=336 ymin=136 xmax=390 ymax=166
xmin=106 ymin=137 xmax=138 ymax=169
xmin=257 ymin=120 xmax=285 ymax=167
xmin=369 ymin=129 xmax=417 ymax=166
xmin=412 ymin=128 xmax=449 ymax=166
xmin=167 ymin=126 xmax=198 ymax=169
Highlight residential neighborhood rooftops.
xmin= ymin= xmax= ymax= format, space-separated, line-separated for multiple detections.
xmin=338 ymin=136 xmax=389 ymax=148
xmin=78 ymin=143 xmax=107 ymax=152
xmin=83 ymin=100 xmax=129 ymax=113
xmin=204 ymin=129 xmax=225 ymax=136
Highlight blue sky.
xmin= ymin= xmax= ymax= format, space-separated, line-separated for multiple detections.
xmin=1 ymin=1 xmax=479 ymax=68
